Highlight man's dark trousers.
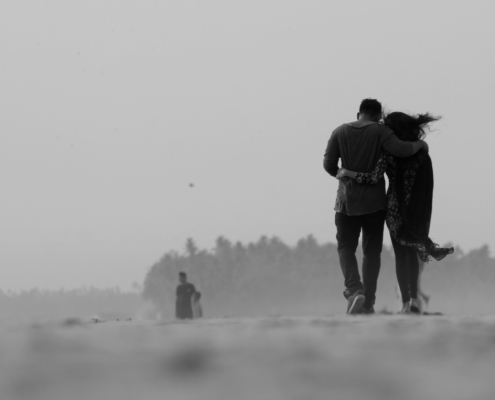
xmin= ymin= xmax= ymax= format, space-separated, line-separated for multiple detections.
xmin=335 ymin=209 xmax=385 ymax=309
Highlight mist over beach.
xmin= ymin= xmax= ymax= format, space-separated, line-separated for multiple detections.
xmin=1 ymin=1 xmax=494 ymax=292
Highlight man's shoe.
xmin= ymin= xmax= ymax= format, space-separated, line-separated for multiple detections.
xmin=347 ymin=290 xmax=365 ymax=315
xmin=399 ymin=302 xmax=411 ymax=314
xmin=361 ymin=305 xmax=375 ymax=315
xmin=410 ymin=299 xmax=421 ymax=314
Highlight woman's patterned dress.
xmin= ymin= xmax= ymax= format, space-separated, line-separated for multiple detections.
xmin=355 ymin=151 xmax=441 ymax=262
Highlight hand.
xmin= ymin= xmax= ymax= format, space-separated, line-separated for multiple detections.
xmin=336 ymin=168 xmax=348 ymax=179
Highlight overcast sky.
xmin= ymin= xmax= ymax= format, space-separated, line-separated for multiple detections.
xmin=0 ymin=1 xmax=493 ymax=290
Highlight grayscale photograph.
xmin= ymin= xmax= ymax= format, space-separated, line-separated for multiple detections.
xmin=0 ymin=1 xmax=494 ymax=399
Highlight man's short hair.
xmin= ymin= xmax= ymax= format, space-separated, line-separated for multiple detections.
xmin=359 ymin=98 xmax=382 ymax=118
xmin=179 ymin=272 xmax=187 ymax=278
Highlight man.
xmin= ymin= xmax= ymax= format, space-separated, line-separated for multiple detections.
xmin=323 ymin=99 xmax=428 ymax=314
xmin=175 ymin=272 xmax=196 ymax=320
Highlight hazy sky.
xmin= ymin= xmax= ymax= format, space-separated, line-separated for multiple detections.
xmin=1 ymin=1 xmax=494 ymax=290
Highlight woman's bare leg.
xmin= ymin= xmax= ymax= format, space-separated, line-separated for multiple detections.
xmin=416 ymin=257 xmax=430 ymax=309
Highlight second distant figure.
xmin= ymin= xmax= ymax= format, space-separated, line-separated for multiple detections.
xmin=175 ymin=271 xmax=196 ymax=320
xmin=192 ymin=291 xmax=203 ymax=319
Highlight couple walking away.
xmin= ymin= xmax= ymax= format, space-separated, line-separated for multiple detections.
xmin=324 ymin=99 xmax=453 ymax=315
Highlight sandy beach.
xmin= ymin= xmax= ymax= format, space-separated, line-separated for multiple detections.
xmin=1 ymin=314 xmax=494 ymax=400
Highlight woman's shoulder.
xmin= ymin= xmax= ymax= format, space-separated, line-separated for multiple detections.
xmin=405 ymin=149 xmax=429 ymax=168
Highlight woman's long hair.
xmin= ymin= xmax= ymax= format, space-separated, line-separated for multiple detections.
xmin=384 ymin=112 xmax=440 ymax=142
xmin=385 ymin=111 xmax=440 ymax=169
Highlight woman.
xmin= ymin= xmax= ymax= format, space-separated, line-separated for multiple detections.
xmin=337 ymin=112 xmax=453 ymax=314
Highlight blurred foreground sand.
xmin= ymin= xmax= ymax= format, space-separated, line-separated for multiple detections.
xmin=1 ymin=315 xmax=494 ymax=400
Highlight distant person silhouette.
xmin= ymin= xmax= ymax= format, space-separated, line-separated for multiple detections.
xmin=192 ymin=291 xmax=203 ymax=319
xmin=175 ymin=272 xmax=196 ymax=320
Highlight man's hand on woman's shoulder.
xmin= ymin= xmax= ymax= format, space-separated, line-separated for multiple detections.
xmin=411 ymin=140 xmax=429 ymax=155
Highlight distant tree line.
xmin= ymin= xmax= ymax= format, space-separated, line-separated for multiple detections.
xmin=1 ymin=236 xmax=492 ymax=322
xmin=143 ymin=236 xmax=495 ymax=317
